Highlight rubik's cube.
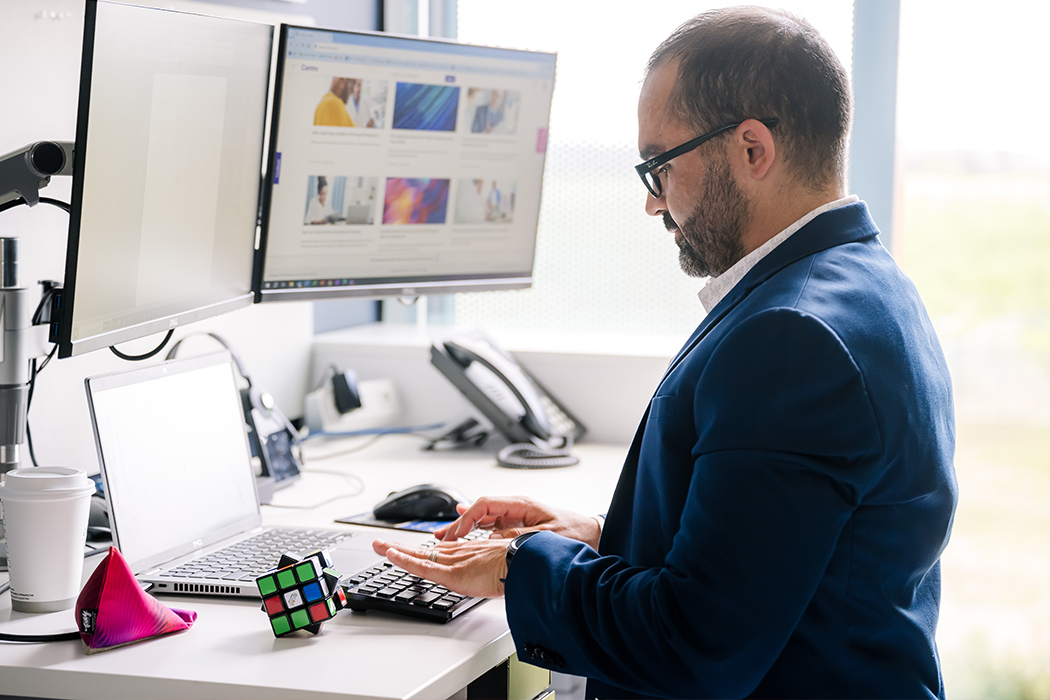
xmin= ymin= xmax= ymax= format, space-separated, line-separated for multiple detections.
xmin=255 ymin=549 xmax=349 ymax=637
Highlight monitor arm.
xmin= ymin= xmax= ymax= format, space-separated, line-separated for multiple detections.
xmin=0 ymin=141 xmax=74 ymax=207
xmin=0 ymin=141 xmax=74 ymax=475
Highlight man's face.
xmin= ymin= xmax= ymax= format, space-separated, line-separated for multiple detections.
xmin=351 ymin=80 xmax=362 ymax=100
xmin=638 ymin=61 xmax=751 ymax=278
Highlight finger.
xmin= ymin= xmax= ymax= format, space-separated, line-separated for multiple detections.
xmin=372 ymin=540 xmax=439 ymax=561
xmin=444 ymin=498 xmax=516 ymax=540
xmin=438 ymin=507 xmax=486 ymax=541
xmin=433 ymin=504 xmax=472 ymax=540
xmin=384 ymin=546 xmax=448 ymax=583
xmin=372 ymin=538 xmax=399 ymax=555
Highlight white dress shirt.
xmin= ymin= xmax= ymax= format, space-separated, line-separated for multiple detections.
xmin=698 ymin=195 xmax=860 ymax=312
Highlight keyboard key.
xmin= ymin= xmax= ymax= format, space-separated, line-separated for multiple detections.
xmin=413 ymin=591 xmax=442 ymax=606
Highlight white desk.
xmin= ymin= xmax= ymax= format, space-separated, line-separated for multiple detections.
xmin=0 ymin=438 xmax=627 ymax=700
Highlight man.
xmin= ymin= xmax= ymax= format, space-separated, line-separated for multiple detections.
xmin=314 ymin=77 xmax=355 ymax=127
xmin=373 ymin=7 xmax=957 ymax=699
xmin=471 ymin=89 xmax=505 ymax=134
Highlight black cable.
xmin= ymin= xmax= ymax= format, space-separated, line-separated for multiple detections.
xmin=38 ymin=342 xmax=58 ymax=373
xmin=0 ymin=631 xmax=81 ymax=643
xmin=38 ymin=197 xmax=71 ymax=213
xmin=27 ymin=358 xmax=40 ymax=467
xmin=26 ymin=345 xmax=59 ymax=467
xmin=109 ymin=329 xmax=174 ymax=361
xmin=0 ymin=196 xmax=71 ymax=214
xmin=0 ymin=548 xmax=107 ymax=643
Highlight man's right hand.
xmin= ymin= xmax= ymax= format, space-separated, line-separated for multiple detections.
xmin=435 ymin=495 xmax=602 ymax=549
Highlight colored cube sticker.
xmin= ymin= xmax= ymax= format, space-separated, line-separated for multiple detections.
xmin=256 ymin=548 xmax=348 ymax=637
xmin=264 ymin=596 xmax=284 ymax=616
xmin=276 ymin=569 xmax=297 ymax=590
xmin=258 ymin=575 xmax=278 ymax=597
xmin=270 ymin=614 xmax=292 ymax=636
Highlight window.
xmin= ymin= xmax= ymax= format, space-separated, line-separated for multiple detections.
xmin=454 ymin=0 xmax=854 ymax=337
xmin=897 ymin=1 xmax=1050 ymax=696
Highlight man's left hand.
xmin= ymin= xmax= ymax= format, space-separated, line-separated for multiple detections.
xmin=371 ymin=537 xmax=510 ymax=598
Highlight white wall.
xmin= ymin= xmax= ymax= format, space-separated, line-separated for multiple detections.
xmin=0 ymin=1 xmax=316 ymax=474
xmin=311 ymin=324 xmax=678 ymax=445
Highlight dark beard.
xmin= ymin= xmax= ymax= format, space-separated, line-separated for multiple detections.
xmin=666 ymin=155 xmax=750 ymax=278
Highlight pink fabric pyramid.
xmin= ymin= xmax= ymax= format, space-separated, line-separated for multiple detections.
xmin=75 ymin=547 xmax=196 ymax=653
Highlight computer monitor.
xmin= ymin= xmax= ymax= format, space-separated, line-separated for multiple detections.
xmin=53 ymin=0 xmax=273 ymax=358
xmin=254 ymin=25 xmax=557 ymax=302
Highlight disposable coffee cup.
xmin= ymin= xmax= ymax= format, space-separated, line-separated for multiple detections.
xmin=0 ymin=467 xmax=95 ymax=613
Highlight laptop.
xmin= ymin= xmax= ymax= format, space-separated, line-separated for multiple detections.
xmin=85 ymin=350 xmax=430 ymax=598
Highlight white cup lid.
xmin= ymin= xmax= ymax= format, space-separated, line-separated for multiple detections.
xmin=0 ymin=467 xmax=95 ymax=498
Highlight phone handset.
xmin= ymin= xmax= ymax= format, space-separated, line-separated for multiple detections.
xmin=443 ymin=337 xmax=552 ymax=441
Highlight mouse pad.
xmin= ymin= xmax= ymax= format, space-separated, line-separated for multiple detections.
xmin=335 ymin=512 xmax=453 ymax=534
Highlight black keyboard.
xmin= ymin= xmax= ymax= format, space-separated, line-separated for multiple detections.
xmin=342 ymin=534 xmax=486 ymax=623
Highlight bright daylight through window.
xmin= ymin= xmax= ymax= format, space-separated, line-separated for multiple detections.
xmin=458 ymin=1 xmax=1050 ymax=698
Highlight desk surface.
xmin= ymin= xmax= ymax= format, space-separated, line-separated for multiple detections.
xmin=0 ymin=438 xmax=626 ymax=700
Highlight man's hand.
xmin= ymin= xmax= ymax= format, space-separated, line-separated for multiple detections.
xmin=371 ymin=538 xmax=510 ymax=599
xmin=434 ymin=496 xmax=602 ymax=549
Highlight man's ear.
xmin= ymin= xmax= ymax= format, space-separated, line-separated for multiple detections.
xmin=734 ymin=119 xmax=776 ymax=181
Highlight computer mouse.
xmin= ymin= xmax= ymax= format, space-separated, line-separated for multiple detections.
xmin=372 ymin=484 xmax=467 ymax=522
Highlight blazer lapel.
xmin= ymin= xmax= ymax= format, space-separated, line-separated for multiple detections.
xmin=659 ymin=202 xmax=880 ymax=384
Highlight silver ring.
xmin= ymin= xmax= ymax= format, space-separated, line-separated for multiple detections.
xmin=427 ymin=550 xmax=439 ymax=563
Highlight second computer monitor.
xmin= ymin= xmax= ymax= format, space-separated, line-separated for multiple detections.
xmin=255 ymin=26 xmax=557 ymax=301
xmin=55 ymin=1 xmax=272 ymax=358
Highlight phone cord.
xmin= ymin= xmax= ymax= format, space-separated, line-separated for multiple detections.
xmin=496 ymin=438 xmax=578 ymax=469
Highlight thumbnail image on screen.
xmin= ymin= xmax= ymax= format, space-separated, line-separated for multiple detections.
xmin=304 ymin=175 xmax=378 ymax=225
xmin=383 ymin=178 xmax=450 ymax=224
xmin=392 ymin=83 xmax=459 ymax=131
xmin=454 ymin=179 xmax=516 ymax=224
xmin=313 ymin=77 xmax=388 ymax=128
xmin=466 ymin=88 xmax=520 ymax=135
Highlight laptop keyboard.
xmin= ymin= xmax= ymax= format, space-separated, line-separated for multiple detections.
xmin=164 ymin=528 xmax=352 ymax=582
xmin=343 ymin=533 xmax=486 ymax=623
xmin=163 ymin=527 xmax=487 ymax=623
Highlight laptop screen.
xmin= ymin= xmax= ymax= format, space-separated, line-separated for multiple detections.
xmin=86 ymin=351 xmax=261 ymax=574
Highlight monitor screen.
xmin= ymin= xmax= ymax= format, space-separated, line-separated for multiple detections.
xmin=255 ymin=25 xmax=557 ymax=302
xmin=54 ymin=1 xmax=273 ymax=358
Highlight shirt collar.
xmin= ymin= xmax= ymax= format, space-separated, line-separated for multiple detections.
xmin=697 ymin=194 xmax=860 ymax=312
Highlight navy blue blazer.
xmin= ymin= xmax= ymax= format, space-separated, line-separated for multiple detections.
xmin=504 ymin=202 xmax=958 ymax=699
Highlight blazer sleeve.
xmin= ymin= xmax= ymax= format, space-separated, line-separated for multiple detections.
xmin=504 ymin=308 xmax=884 ymax=698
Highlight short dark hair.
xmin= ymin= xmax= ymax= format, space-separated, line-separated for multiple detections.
xmin=647 ymin=6 xmax=852 ymax=191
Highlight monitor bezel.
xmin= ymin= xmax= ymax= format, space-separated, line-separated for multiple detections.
xmin=54 ymin=0 xmax=269 ymax=358
xmin=253 ymin=24 xmax=555 ymax=304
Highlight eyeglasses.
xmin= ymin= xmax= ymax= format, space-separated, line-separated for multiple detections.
xmin=635 ymin=118 xmax=779 ymax=198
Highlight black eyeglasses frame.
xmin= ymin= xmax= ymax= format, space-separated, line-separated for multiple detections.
xmin=635 ymin=118 xmax=779 ymax=198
